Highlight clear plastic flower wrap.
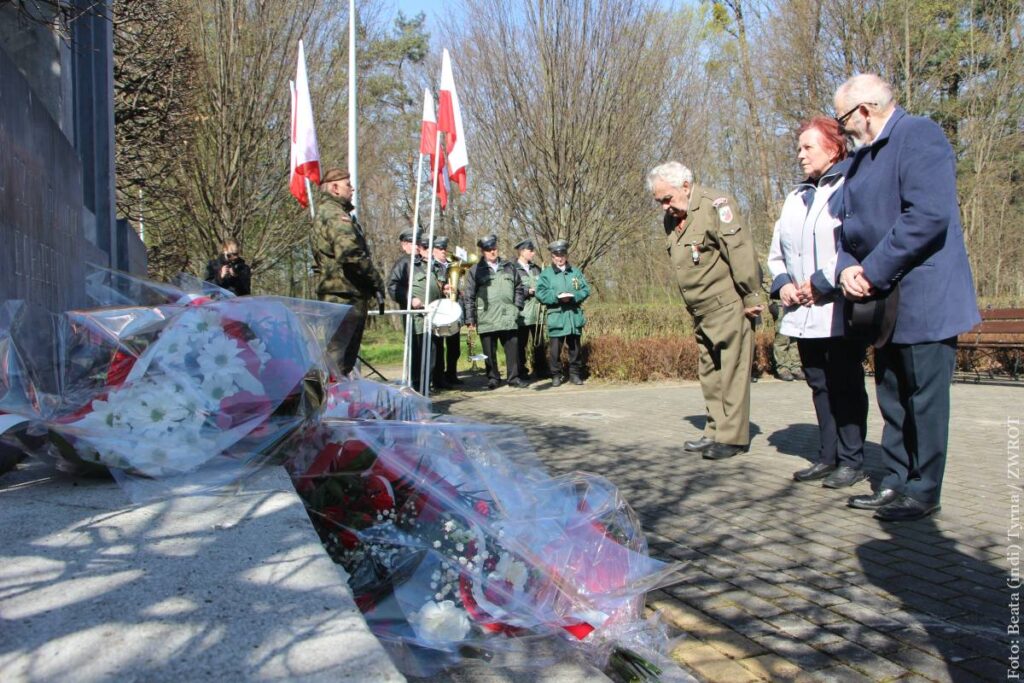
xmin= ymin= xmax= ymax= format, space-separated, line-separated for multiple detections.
xmin=323 ymin=376 xmax=433 ymax=422
xmin=285 ymin=419 xmax=688 ymax=678
xmin=0 ymin=293 xmax=357 ymax=500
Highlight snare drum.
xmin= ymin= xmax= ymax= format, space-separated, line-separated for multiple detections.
xmin=425 ymin=299 xmax=463 ymax=337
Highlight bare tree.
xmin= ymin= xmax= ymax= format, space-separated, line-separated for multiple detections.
xmin=447 ymin=0 xmax=679 ymax=270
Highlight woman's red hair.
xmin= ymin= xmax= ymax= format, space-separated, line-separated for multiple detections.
xmin=798 ymin=116 xmax=847 ymax=164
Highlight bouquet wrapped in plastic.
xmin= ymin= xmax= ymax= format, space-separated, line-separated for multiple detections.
xmin=0 ymin=286 xmax=356 ymax=499
xmin=286 ymin=420 xmax=688 ymax=678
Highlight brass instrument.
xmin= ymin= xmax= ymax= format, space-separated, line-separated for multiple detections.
xmin=445 ymin=251 xmax=478 ymax=300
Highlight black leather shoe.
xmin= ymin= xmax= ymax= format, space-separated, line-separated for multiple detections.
xmin=703 ymin=443 xmax=748 ymax=460
xmin=683 ymin=436 xmax=714 ymax=453
xmin=847 ymin=488 xmax=900 ymax=509
xmin=822 ymin=465 xmax=867 ymax=489
xmin=487 ymin=379 xmax=499 ymax=390
xmin=551 ymin=376 xmax=563 ymax=387
xmin=793 ymin=462 xmax=836 ymax=482
xmin=507 ymin=378 xmax=527 ymax=388
xmin=569 ymin=375 xmax=584 ymax=385
xmin=874 ymin=495 xmax=940 ymax=521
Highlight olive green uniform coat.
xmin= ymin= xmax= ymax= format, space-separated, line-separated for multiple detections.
xmin=516 ymin=262 xmax=543 ymax=327
xmin=665 ymin=184 xmax=764 ymax=446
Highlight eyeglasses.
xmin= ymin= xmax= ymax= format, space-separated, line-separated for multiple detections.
xmin=835 ymin=102 xmax=876 ymax=126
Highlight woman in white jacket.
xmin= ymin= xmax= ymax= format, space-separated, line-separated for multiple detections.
xmin=767 ymin=116 xmax=868 ymax=490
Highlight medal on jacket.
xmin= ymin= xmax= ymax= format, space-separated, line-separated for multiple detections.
xmin=690 ymin=243 xmax=700 ymax=265
xmin=572 ymin=277 xmax=580 ymax=291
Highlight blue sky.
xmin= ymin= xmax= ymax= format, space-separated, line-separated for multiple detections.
xmin=394 ymin=0 xmax=440 ymax=24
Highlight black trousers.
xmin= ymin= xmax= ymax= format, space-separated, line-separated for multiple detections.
xmin=479 ymin=329 xmax=519 ymax=382
xmin=874 ymin=338 xmax=957 ymax=504
xmin=548 ymin=334 xmax=582 ymax=378
xmin=410 ymin=331 xmax=435 ymax=394
xmin=443 ymin=332 xmax=461 ymax=378
xmin=516 ymin=324 xmax=545 ymax=379
xmin=796 ymin=337 xmax=868 ymax=468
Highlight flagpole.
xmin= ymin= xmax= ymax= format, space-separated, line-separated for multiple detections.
xmin=347 ymin=0 xmax=358 ymax=213
xmin=402 ymin=150 xmax=427 ymax=387
xmin=304 ymin=178 xmax=316 ymax=219
xmin=420 ymin=128 xmax=444 ymax=398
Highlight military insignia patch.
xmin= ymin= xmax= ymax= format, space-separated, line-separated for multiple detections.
xmin=718 ymin=205 xmax=734 ymax=223
xmin=712 ymin=197 xmax=729 ymax=208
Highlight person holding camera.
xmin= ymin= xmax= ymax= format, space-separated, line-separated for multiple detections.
xmin=205 ymin=238 xmax=251 ymax=296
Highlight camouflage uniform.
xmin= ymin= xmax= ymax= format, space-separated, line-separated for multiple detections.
xmin=664 ymin=185 xmax=765 ymax=446
xmin=311 ymin=192 xmax=385 ymax=375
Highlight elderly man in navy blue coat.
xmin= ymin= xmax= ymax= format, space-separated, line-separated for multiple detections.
xmin=834 ymin=74 xmax=980 ymax=522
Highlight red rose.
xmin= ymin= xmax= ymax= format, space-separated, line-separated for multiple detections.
xmin=363 ymin=474 xmax=395 ymax=512
xmin=474 ymin=500 xmax=491 ymax=517
xmin=106 ymin=349 xmax=136 ymax=387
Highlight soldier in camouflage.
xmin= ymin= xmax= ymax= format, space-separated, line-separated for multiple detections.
xmin=311 ymin=168 xmax=386 ymax=376
xmin=647 ymin=161 xmax=765 ymax=461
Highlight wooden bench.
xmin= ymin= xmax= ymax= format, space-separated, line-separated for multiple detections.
xmin=957 ymin=308 xmax=1024 ymax=380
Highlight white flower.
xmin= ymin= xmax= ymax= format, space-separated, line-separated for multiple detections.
xmin=410 ymin=600 xmax=471 ymax=644
xmin=176 ymin=308 xmax=222 ymax=339
xmin=443 ymin=520 xmax=456 ymax=533
xmin=200 ymin=371 xmax=238 ymax=404
xmin=198 ymin=334 xmax=246 ymax=377
xmin=249 ymin=337 xmax=271 ymax=367
xmin=492 ymin=553 xmax=529 ymax=594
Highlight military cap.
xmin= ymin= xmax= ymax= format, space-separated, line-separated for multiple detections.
xmin=547 ymin=239 xmax=569 ymax=254
xmin=434 ymin=236 xmax=449 ymax=249
xmin=416 ymin=233 xmax=432 ymax=248
xmin=319 ymin=168 xmax=350 ymax=184
xmin=514 ymin=238 xmax=536 ymax=251
xmin=477 ymin=234 xmax=498 ymax=250
xmin=399 ymin=229 xmax=414 ymax=243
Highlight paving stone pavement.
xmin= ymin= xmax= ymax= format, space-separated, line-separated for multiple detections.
xmin=430 ymin=376 xmax=1015 ymax=683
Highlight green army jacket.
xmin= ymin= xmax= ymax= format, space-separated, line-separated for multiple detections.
xmin=311 ymin=193 xmax=385 ymax=302
xmin=410 ymin=259 xmax=444 ymax=334
xmin=536 ymin=264 xmax=590 ymax=338
xmin=515 ymin=261 xmax=543 ymax=327
xmin=663 ymin=184 xmax=764 ymax=317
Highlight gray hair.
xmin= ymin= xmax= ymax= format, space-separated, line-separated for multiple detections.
xmin=646 ymin=162 xmax=693 ymax=193
xmin=835 ymin=74 xmax=896 ymax=112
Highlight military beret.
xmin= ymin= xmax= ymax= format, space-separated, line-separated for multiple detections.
xmin=514 ymin=238 xmax=535 ymax=251
xmin=399 ymin=229 xmax=414 ymax=243
xmin=319 ymin=168 xmax=350 ymax=184
xmin=548 ymin=239 xmax=569 ymax=254
xmin=477 ymin=234 xmax=498 ymax=250
xmin=434 ymin=236 xmax=449 ymax=249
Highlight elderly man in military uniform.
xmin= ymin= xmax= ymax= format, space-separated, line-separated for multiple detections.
xmin=535 ymin=240 xmax=590 ymax=386
xmin=312 ymin=168 xmax=386 ymax=376
xmin=647 ymin=162 xmax=765 ymax=460
xmin=387 ymin=233 xmax=444 ymax=393
xmin=462 ymin=234 xmax=526 ymax=389
xmin=513 ymin=238 xmax=544 ymax=383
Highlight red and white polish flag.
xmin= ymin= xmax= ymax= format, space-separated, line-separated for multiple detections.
xmin=420 ymin=88 xmax=448 ymax=209
xmin=437 ymin=48 xmax=468 ymax=194
xmin=289 ymin=39 xmax=321 ymax=208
